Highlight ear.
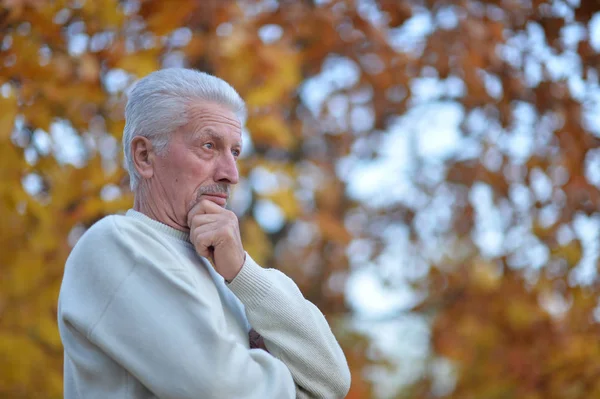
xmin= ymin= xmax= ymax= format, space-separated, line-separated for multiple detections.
xmin=131 ymin=136 xmax=155 ymax=180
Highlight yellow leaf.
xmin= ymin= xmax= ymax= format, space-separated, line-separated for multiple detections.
xmin=23 ymin=100 xmax=54 ymax=131
xmin=506 ymin=300 xmax=539 ymax=330
xmin=244 ymin=46 xmax=300 ymax=107
xmin=266 ymin=188 xmax=300 ymax=220
xmin=244 ymin=81 xmax=289 ymax=108
xmin=316 ymin=212 xmax=351 ymax=244
xmin=82 ymin=0 xmax=125 ymax=29
xmin=0 ymin=333 xmax=44 ymax=385
xmin=35 ymin=310 xmax=63 ymax=351
xmin=219 ymin=28 xmax=251 ymax=57
xmin=115 ymin=51 xmax=161 ymax=79
xmin=78 ymin=54 xmax=101 ymax=83
xmin=0 ymin=89 xmax=17 ymax=140
xmin=551 ymin=240 xmax=582 ymax=267
xmin=471 ymin=259 xmax=502 ymax=291
xmin=241 ymin=218 xmax=272 ymax=266
xmin=142 ymin=1 xmax=199 ymax=36
xmin=184 ymin=34 xmax=207 ymax=60
xmin=246 ymin=113 xmax=296 ymax=150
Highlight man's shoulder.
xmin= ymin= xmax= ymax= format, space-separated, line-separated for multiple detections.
xmin=64 ymin=213 xmax=166 ymax=278
xmin=75 ymin=212 xmax=158 ymax=245
xmin=69 ymin=213 xmax=155 ymax=262
xmin=75 ymin=213 xmax=126 ymax=243
xmin=69 ymin=212 xmax=188 ymax=265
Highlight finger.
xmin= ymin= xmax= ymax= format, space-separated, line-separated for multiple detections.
xmin=187 ymin=201 xmax=205 ymax=228
xmin=189 ymin=214 xmax=222 ymax=231
xmin=191 ymin=229 xmax=216 ymax=259
xmin=187 ymin=199 xmax=226 ymax=227
xmin=190 ymin=222 xmax=222 ymax=242
xmin=187 ymin=199 xmax=217 ymax=227
xmin=197 ymin=199 xmax=226 ymax=214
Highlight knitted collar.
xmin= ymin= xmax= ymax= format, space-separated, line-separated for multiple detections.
xmin=125 ymin=209 xmax=190 ymax=242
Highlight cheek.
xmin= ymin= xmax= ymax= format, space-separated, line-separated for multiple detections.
xmin=189 ymin=158 xmax=215 ymax=180
xmin=163 ymin=149 xmax=214 ymax=189
xmin=156 ymin=158 xmax=190 ymax=193
xmin=170 ymin=154 xmax=196 ymax=182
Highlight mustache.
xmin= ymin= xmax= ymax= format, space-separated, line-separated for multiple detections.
xmin=195 ymin=184 xmax=230 ymax=200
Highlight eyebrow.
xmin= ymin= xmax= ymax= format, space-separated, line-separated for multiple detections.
xmin=195 ymin=128 xmax=242 ymax=148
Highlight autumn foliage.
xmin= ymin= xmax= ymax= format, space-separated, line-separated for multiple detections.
xmin=2 ymin=0 xmax=600 ymax=398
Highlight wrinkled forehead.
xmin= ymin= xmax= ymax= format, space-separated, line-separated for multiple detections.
xmin=184 ymin=101 xmax=242 ymax=139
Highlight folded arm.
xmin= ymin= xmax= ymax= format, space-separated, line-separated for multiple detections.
xmin=227 ymin=254 xmax=352 ymax=399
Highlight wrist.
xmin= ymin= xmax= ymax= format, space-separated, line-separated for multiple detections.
xmin=225 ymin=252 xmax=246 ymax=283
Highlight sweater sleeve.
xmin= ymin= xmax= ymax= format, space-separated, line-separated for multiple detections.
xmin=64 ymin=218 xmax=296 ymax=399
xmin=227 ymin=254 xmax=352 ymax=399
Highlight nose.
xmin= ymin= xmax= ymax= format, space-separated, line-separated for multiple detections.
xmin=214 ymin=152 xmax=239 ymax=185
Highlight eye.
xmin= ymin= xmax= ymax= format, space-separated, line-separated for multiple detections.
xmin=232 ymin=149 xmax=241 ymax=157
xmin=203 ymin=143 xmax=214 ymax=150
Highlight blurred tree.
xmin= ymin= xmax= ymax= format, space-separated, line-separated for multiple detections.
xmin=2 ymin=0 xmax=600 ymax=398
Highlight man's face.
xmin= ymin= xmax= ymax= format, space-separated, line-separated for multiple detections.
xmin=151 ymin=101 xmax=242 ymax=226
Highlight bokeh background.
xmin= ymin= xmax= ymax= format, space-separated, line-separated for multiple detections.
xmin=3 ymin=0 xmax=600 ymax=398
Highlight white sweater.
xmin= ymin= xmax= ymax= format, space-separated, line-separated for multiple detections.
xmin=58 ymin=210 xmax=351 ymax=399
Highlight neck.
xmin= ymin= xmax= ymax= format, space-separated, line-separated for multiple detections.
xmin=133 ymin=187 xmax=189 ymax=232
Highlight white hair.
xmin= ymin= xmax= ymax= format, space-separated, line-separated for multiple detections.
xmin=122 ymin=68 xmax=247 ymax=190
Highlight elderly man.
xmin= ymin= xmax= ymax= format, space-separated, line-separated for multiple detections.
xmin=57 ymin=68 xmax=351 ymax=398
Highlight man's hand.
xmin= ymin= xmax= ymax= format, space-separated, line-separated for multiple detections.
xmin=187 ymin=199 xmax=245 ymax=282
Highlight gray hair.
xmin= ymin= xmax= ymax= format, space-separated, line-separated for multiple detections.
xmin=122 ymin=68 xmax=247 ymax=190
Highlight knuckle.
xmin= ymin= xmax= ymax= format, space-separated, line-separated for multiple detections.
xmin=227 ymin=221 xmax=236 ymax=234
